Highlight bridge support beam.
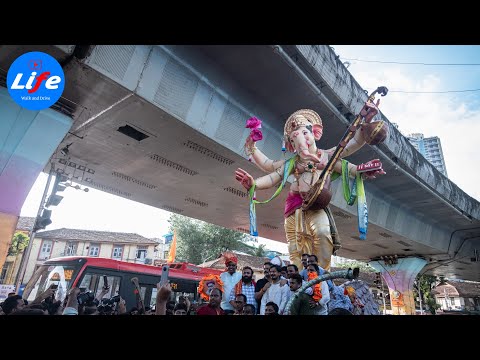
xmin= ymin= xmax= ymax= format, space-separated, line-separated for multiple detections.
xmin=0 ymin=88 xmax=72 ymax=275
xmin=369 ymin=257 xmax=427 ymax=315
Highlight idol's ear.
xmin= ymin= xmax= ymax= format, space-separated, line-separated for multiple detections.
xmin=312 ymin=124 xmax=323 ymax=141
xmin=285 ymin=137 xmax=295 ymax=152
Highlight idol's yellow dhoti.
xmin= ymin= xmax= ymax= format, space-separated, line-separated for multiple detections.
xmin=285 ymin=208 xmax=333 ymax=271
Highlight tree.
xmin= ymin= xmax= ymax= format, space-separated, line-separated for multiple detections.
xmin=8 ymin=232 xmax=30 ymax=256
xmin=335 ymin=259 xmax=376 ymax=273
xmin=168 ymin=214 xmax=256 ymax=264
xmin=413 ymin=274 xmax=441 ymax=314
xmin=254 ymin=244 xmax=267 ymax=257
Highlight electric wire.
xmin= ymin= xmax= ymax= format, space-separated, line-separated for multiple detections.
xmin=340 ymin=57 xmax=480 ymax=66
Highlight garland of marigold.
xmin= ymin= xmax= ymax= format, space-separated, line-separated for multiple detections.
xmin=308 ymin=271 xmax=322 ymax=302
xmin=197 ymin=274 xmax=224 ymax=301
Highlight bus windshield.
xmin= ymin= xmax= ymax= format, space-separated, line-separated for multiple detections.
xmin=23 ymin=263 xmax=80 ymax=303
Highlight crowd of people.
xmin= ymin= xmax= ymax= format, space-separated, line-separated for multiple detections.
xmin=191 ymin=253 xmax=365 ymax=316
xmin=0 ymin=253 xmax=366 ymax=316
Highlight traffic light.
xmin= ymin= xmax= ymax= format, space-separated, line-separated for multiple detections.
xmin=45 ymin=173 xmax=68 ymax=207
xmin=34 ymin=209 xmax=52 ymax=231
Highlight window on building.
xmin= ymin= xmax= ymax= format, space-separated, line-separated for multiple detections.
xmin=39 ymin=240 xmax=53 ymax=260
xmin=136 ymin=246 xmax=147 ymax=261
xmin=65 ymin=242 xmax=77 ymax=256
xmin=89 ymin=244 xmax=100 ymax=257
xmin=0 ymin=266 xmax=7 ymax=283
xmin=164 ymin=251 xmax=169 ymax=259
xmin=112 ymin=246 xmax=123 ymax=259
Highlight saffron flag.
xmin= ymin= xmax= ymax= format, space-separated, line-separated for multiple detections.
xmin=167 ymin=230 xmax=177 ymax=263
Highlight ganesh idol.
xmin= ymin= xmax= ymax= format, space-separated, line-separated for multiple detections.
xmin=235 ymin=101 xmax=388 ymax=272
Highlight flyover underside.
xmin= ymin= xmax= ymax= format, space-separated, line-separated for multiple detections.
xmin=42 ymin=89 xmax=443 ymax=263
xmin=1 ymin=44 xmax=478 ymax=281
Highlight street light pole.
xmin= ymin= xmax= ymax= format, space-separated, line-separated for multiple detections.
xmin=14 ymin=163 xmax=55 ymax=294
xmin=418 ymin=282 xmax=424 ymax=315
xmin=444 ymin=286 xmax=449 ymax=310
xmin=379 ymin=273 xmax=386 ymax=315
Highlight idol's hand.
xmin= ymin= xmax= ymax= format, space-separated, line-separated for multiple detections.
xmin=235 ymin=168 xmax=254 ymax=190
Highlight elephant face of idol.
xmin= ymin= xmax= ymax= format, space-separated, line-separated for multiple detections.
xmin=286 ymin=124 xmax=323 ymax=162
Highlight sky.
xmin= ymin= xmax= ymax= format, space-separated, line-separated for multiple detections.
xmin=20 ymin=173 xmax=290 ymax=253
xmin=331 ymin=45 xmax=480 ymax=202
xmin=19 ymin=45 xmax=480 ymax=255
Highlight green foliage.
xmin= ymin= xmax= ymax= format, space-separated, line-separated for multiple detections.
xmin=425 ymin=298 xmax=441 ymax=315
xmin=168 ymin=214 xmax=257 ymax=264
xmin=254 ymin=244 xmax=267 ymax=257
xmin=8 ymin=232 xmax=29 ymax=256
xmin=335 ymin=260 xmax=376 ymax=272
xmin=414 ymin=274 xmax=441 ymax=314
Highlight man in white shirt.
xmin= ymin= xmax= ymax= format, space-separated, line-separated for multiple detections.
xmin=260 ymin=264 xmax=291 ymax=315
xmin=286 ymin=264 xmax=313 ymax=296
xmin=219 ymin=254 xmax=242 ymax=314
xmin=306 ymin=263 xmax=330 ymax=315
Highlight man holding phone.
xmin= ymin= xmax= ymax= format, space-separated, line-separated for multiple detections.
xmin=155 ymin=282 xmax=172 ymax=315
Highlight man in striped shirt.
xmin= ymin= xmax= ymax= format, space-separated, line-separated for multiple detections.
xmin=228 ymin=266 xmax=257 ymax=313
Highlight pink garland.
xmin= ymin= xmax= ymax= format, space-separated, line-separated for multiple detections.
xmin=246 ymin=117 xmax=263 ymax=141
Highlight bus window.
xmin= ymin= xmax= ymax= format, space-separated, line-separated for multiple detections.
xmin=150 ymin=285 xmax=196 ymax=308
xmin=78 ymin=272 xmax=121 ymax=300
xmin=23 ymin=264 xmax=77 ymax=303
xmin=78 ymin=273 xmax=96 ymax=291
xmin=95 ymin=275 xmax=121 ymax=299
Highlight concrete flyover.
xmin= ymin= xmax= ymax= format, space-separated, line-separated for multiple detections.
xmin=0 ymin=45 xmax=478 ymax=283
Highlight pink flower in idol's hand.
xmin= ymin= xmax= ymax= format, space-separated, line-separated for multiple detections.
xmin=246 ymin=117 xmax=262 ymax=129
xmin=250 ymin=128 xmax=263 ymax=142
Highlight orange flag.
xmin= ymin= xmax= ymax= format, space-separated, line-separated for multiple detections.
xmin=167 ymin=230 xmax=177 ymax=263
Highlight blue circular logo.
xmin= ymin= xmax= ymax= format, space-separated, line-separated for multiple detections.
xmin=7 ymin=51 xmax=65 ymax=111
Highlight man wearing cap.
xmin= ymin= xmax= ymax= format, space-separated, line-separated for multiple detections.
xmin=219 ymin=253 xmax=242 ymax=315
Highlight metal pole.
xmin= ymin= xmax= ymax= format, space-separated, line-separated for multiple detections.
xmin=418 ymin=282 xmax=424 ymax=315
xmin=14 ymin=163 xmax=55 ymax=294
xmin=380 ymin=275 xmax=387 ymax=315
xmin=444 ymin=286 xmax=449 ymax=310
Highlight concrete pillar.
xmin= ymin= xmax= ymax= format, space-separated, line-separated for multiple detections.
xmin=0 ymin=87 xmax=72 ymax=272
xmin=369 ymin=257 xmax=427 ymax=315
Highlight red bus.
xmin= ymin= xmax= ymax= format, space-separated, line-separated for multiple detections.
xmin=22 ymin=256 xmax=222 ymax=312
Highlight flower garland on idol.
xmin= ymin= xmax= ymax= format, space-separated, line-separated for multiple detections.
xmin=197 ymin=274 xmax=224 ymax=302
xmin=307 ymin=271 xmax=322 ymax=302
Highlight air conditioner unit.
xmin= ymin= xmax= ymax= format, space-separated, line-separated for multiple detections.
xmin=144 ymin=258 xmax=152 ymax=265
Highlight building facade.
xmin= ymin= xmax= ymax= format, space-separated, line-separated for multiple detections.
xmin=407 ymin=133 xmax=448 ymax=176
xmin=199 ymin=251 xmax=271 ymax=282
xmin=23 ymin=228 xmax=159 ymax=284
xmin=151 ymin=233 xmax=173 ymax=262
xmin=0 ymin=216 xmax=35 ymax=286
xmin=433 ymin=281 xmax=480 ymax=312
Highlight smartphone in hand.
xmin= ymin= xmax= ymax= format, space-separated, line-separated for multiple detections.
xmin=159 ymin=265 xmax=169 ymax=286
